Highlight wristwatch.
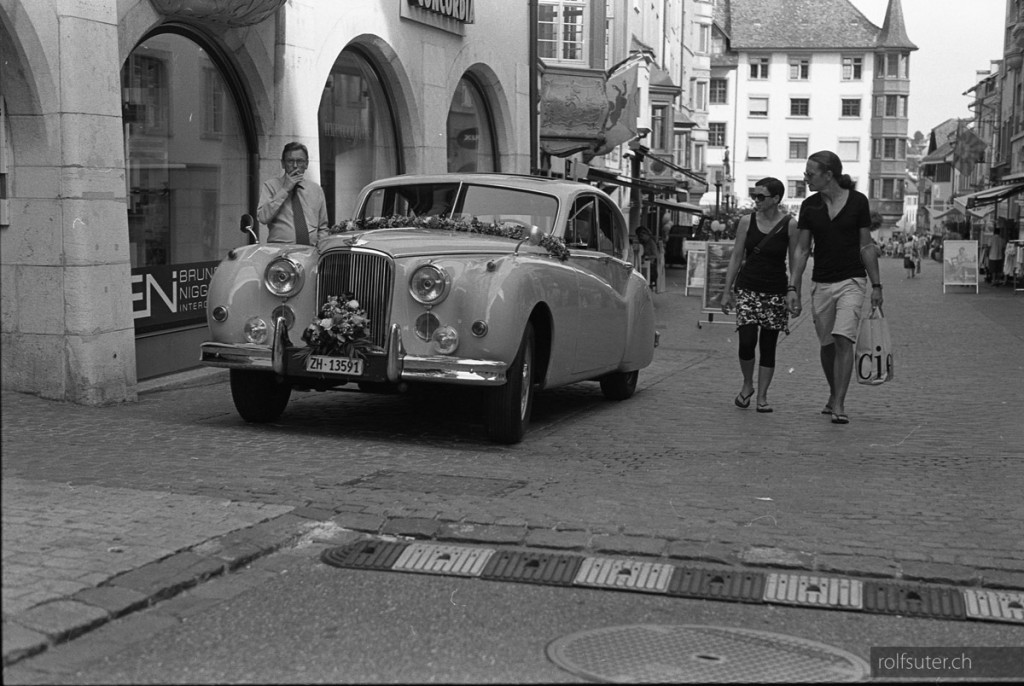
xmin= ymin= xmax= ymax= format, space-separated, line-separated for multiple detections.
xmin=872 ymin=283 xmax=882 ymax=289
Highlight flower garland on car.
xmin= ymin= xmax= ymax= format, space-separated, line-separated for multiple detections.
xmin=300 ymin=294 xmax=374 ymax=358
xmin=329 ymin=215 xmax=571 ymax=262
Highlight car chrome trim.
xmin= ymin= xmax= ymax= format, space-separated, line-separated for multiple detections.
xmin=386 ymin=323 xmax=402 ymax=383
xmin=200 ymin=342 xmax=273 ymax=369
xmin=400 ymin=356 xmax=507 ymax=385
xmin=272 ymin=316 xmax=288 ymax=376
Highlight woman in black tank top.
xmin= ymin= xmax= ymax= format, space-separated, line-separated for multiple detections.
xmin=720 ymin=177 xmax=800 ymax=412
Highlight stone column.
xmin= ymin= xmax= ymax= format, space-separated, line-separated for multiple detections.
xmin=1 ymin=1 xmax=137 ymax=404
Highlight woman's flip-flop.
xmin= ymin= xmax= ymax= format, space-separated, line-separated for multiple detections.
xmin=757 ymin=402 xmax=774 ymax=413
xmin=831 ymin=413 xmax=850 ymax=425
xmin=735 ymin=390 xmax=754 ymax=408
xmin=821 ymin=403 xmax=834 ymax=415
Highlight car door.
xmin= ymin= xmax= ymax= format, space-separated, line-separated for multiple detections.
xmin=565 ymin=194 xmax=630 ymax=373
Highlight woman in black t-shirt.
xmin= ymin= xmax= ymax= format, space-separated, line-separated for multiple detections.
xmin=721 ymin=177 xmax=800 ymax=413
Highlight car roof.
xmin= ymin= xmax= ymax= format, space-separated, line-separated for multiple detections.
xmin=363 ymin=172 xmax=604 ymax=196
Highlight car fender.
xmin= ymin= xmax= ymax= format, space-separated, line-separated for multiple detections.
xmin=619 ymin=271 xmax=656 ymax=370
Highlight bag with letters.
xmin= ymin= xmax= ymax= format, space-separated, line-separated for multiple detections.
xmin=855 ymin=306 xmax=894 ymax=385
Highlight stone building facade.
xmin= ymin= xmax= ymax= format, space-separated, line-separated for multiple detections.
xmin=0 ymin=0 xmax=530 ymax=403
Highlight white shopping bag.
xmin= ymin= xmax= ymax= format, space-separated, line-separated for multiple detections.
xmin=855 ymin=307 xmax=894 ymax=385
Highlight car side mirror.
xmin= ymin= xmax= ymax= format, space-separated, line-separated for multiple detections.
xmin=240 ymin=213 xmax=258 ymax=245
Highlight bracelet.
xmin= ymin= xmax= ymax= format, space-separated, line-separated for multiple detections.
xmin=872 ymin=284 xmax=883 ymax=289
xmin=786 ymin=285 xmax=797 ymax=292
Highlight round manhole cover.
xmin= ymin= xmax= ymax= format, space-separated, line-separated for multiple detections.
xmin=546 ymin=624 xmax=870 ymax=683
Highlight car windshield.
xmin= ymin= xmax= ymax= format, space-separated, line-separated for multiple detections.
xmin=360 ymin=182 xmax=558 ymax=234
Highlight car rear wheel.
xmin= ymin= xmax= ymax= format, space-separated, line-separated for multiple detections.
xmin=599 ymin=369 xmax=638 ymax=400
xmin=485 ymin=323 xmax=535 ymax=444
xmin=229 ymin=370 xmax=291 ymax=423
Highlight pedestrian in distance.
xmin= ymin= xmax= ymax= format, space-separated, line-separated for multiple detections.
xmin=721 ymin=177 xmax=799 ymax=413
xmin=787 ymin=150 xmax=883 ymax=425
xmin=903 ymin=235 xmax=917 ymax=278
xmin=257 ymin=142 xmax=330 ymax=244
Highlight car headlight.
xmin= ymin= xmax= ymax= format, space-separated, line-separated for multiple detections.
xmin=244 ymin=317 xmax=269 ymax=344
xmin=409 ymin=264 xmax=450 ymax=305
xmin=265 ymin=257 xmax=304 ymax=296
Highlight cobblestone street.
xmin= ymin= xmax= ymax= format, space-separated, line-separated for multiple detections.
xmin=3 ymin=255 xmax=1022 ymax=667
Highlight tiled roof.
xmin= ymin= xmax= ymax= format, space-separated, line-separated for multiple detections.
xmin=728 ymin=0 xmax=886 ymax=50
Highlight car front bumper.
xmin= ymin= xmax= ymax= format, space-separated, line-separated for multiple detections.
xmin=200 ymin=321 xmax=508 ymax=386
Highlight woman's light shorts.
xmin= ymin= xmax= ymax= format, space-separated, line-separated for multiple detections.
xmin=810 ymin=277 xmax=867 ymax=346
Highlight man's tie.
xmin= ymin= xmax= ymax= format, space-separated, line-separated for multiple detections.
xmin=291 ymin=186 xmax=310 ymax=245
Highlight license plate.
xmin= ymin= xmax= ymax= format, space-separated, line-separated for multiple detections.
xmin=305 ymin=355 xmax=364 ymax=376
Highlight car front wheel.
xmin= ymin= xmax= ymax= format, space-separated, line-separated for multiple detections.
xmin=485 ymin=323 xmax=535 ymax=444
xmin=229 ymin=370 xmax=292 ymax=423
xmin=599 ymin=369 xmax=638 ymax=400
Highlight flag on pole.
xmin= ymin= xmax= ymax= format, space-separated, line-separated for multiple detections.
xmin=953 ymin=121 xmax=986 ymax=177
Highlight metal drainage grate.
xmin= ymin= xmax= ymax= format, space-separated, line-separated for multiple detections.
xmin=764 ymin=573 xmax=863 ymax=610
xmin=320 ymin=539 xmax=408 ymax=570
xmin=574 ymin=557 xmax=675 ymax=593
xmin=481 ymin=550 xmax=583 ymax=585
xmin=863 ymin=582 xmax=965 ymax=620
xmin=963 ymin=589 xmax=1024 ymax=624
xmin=668 ymin=567 xmax=766 ymax=603
xmin=392 ymin=543 xmax=494 ymax=576
xmin=546 ymin=624 xmax=870 ymax=683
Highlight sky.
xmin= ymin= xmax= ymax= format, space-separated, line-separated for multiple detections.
xmin=848 ymin=0 xmax=1006 ymax=136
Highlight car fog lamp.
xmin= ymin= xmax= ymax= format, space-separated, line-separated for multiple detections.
xmin=409 ymin=264 xmax=450 ymax=305
xmin=415 ymin=312 xmax=440 ymax=341
xmin=471 ymin=320 xmax=488 ymax=337
xmin=271 ymin=305 xmax=296 ymax=332
xmin=265 ymin=258 xmax=304 ymax=296
xmin=431 ymin=325 xmax=459 ymax=354
xmin=244 ymin=317 xmax=269 ymax=344
xmin=212 ymin=306 xmax=229 ymax=323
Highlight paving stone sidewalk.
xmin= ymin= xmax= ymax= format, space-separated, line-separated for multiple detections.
xmin=2 ymin=254 xmax=1022 ymax=668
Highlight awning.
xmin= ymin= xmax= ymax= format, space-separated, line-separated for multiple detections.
xmin=586 ymin=167 xmax=664 ymax=194
xmin=652 ymin=199 xmax=704 ymax=215
xmin=955 ymin=182 xmax=1024 ymax=209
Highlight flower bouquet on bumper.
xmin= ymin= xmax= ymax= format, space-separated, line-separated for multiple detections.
xmin=301 ymin=293 xmax=374 ymax=358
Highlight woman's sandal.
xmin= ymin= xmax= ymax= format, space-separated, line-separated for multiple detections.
xmin=831 ymin=412 xmax=850 ymax=425
xmin=757 ymin=402 xmax=774 ymax=413
xmin=734 ymin=390 xmax=754 ymax=408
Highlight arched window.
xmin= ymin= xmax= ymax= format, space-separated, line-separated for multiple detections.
xmin=122 ymin=30 xmax=252 ymax=334
xmin=318 ymin=50 xmax=400 ymax=223
xmin=447 ymin=76 xmax=497 ymax=173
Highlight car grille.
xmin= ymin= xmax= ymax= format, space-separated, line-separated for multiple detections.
xmin=316 ymin=249 xmax=394 ymax=348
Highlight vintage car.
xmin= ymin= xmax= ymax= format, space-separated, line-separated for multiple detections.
xmin=200 ymin=173 xmax=657 ymax=443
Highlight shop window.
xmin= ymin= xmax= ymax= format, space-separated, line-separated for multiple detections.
xmin=447 ymin=76 xmax=497 ymax=173
xmin=318 ymin=50 xmax=400 ymax=224
xmin=122 ymin=32 xmax=251 ymax=335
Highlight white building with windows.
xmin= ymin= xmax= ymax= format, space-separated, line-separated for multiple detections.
xmin=707 ymin=0 xmax=915 ymax=224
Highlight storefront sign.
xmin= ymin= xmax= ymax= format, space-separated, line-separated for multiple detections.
xmin=456 ymin=127 xmax=478 ymax=149
xmin=407 ymin=0 xmax=474 ymax=23
xmin=702 ymin=241 xmax=736 ymax=313
xmin=131 ymin=261 xmax=219 ymax=334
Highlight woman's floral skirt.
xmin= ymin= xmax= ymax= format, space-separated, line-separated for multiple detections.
xmin=735 ymin=288 xmax=789 ymax=333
